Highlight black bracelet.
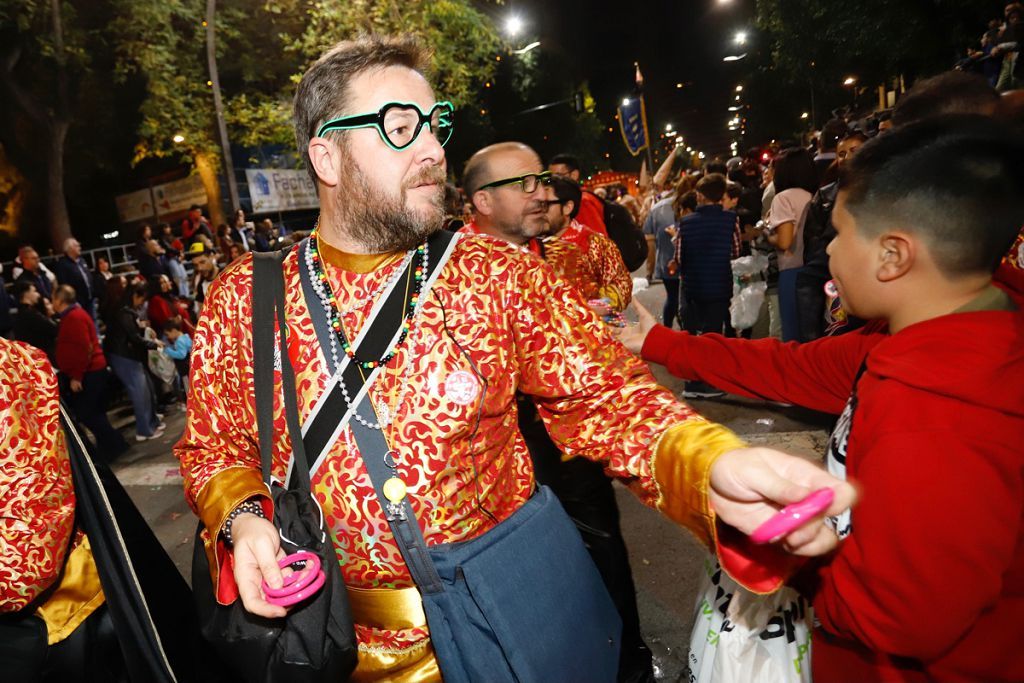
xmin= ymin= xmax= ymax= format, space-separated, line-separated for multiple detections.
xmin=222 ymin=499 xmax=267 ymax=547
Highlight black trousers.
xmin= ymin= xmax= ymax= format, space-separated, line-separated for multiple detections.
xmin=66 ymin=369 xmax=129 ymax=459
xmin=682 ymin=296 xmax=731 ymax=337
xmin=517 ymin=397 xmax=654 ymax=683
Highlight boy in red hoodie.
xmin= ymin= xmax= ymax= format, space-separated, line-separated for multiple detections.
xmin=618 ymin=116 xmax=1024 ymax=682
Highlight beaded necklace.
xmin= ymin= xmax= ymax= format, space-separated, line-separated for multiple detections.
xmin=304 ymin=233 xmax=428 ymax=431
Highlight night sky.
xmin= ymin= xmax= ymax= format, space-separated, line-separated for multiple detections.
xmin=490 ymin=0 xmax=752 ymax=159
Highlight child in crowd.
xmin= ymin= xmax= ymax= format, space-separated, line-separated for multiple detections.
xmin=617 ymin=116 xmax=1024 ymax=682
xmin=161 ymin=318 xmax=192 ymax=401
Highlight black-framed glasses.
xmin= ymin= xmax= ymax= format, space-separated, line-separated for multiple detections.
xmin=478 ymin=170 xmax=553 ymax=193
xmin=315 ymin=101 xmax=454 ymax=151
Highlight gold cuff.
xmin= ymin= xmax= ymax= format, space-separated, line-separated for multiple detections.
xmin=652 ymin=420 xmax=747 ymax=547
xmin=35 ymin=535 xmax=105 ymax=645
xmin=348 ymin=585 xmax=427 ymax=631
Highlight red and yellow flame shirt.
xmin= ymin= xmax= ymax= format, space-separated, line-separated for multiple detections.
xmin=176 ymin=233 xmax=746 ymax=663
xmin=0 ymin=338 xmax=104 ymax=644
xmin=544 ymin=218 xmax=633 ymax=312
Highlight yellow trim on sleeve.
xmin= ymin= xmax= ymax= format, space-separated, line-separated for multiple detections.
xmin=652 ymin=420 xmax=747 ymax=548
xmin=36 ymin=535 xmax=105 ymax=645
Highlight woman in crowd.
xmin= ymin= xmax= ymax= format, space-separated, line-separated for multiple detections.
xmin=102 ymin=282 xmax=164 ymax=442
xmin=765 ymin=147 xmax=817 ymax=341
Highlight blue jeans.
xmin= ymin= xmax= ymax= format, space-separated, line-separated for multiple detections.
xmin=107 ymin=353 xmax=160 ymax=437
xmin=778 ymin=268 xmax=801 ymax=342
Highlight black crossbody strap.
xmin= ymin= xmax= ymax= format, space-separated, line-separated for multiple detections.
xmin=252 ymin=248 xmax=313 ymax=491
xmin=348 ymin=391 xmax=444 ymax=594
xmin=298 ymin=230 xmax=459 ymax=473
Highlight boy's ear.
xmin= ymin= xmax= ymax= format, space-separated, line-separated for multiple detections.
xmin=877 ymin=232 xmax=914 ymax=282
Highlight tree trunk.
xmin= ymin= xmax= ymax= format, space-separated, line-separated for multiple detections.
xmin=194 ymin=150 xmax=226 ymax=228
xmin=45 ymin=119 xmax=71 ymax=252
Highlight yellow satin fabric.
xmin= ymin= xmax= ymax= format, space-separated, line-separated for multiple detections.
xmin=35 ymin=535 xmax=105 ymax=645
xmin=316 ymin=238 xmax=404 ymax=274
xmin=346 ymin=585 xmax=439 ymax=681
xmin=351 ymin=639 xmax=440 ymax=683
xmin=652 ymin=420 xmax=747 ymax=548
xmin=348 ymin=585 xmax=427 ymax=630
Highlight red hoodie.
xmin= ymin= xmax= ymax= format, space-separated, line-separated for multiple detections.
xmin=642 ymin=290 xmax=1024 ymax=683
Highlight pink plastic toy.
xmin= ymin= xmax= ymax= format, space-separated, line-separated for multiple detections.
xmin=262 ymin=551 xmax=326 ymax=607
xmin=750 ymin=488 xmax=835 ymax=544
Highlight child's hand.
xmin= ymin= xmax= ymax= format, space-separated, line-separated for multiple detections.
xmin=614 ymin=299 xmax=659 ymax=354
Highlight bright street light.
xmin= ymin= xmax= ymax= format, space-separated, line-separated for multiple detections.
xmin=505 ymin=15 xmax=524 ymax=37
xmin=622 ymin=98 xmax=631 ymax=106
xmin=735 ymin=85 xmax=743 ymax=93
xmin=665 ymin=123 xmax=674 ymax=131
xmin=734 ymin=31 xmax=748 ymax=45
xmin=843 ymin=76 xmax=857 ymax=86
xmin=728 ymin=106 xmax=740 ymax=111
xmin=173 ymin=134 xmax=185 ymax=143
xmin=723 ymin=53 xmax=747 ymax=62
xmin=800 ymin=112 xmax=809 ymax=120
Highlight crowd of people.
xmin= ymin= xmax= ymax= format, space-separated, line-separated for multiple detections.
xmin=0 ymin=206 xmax=299 ymax=454
xmin=1 ymin=29 xmax=1023 ymax=683
xmin=958 ymin=1 xmax=1022 ymax=91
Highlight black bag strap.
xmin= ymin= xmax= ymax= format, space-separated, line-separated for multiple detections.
xmin=252 ymin=249 xmax=313 ymax=492
xmin=349 ymin=397 xmax=444 ymax=594
xmin=297 ymin=229 xmax=458 ymax=473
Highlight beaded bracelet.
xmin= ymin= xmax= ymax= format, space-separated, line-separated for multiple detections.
xmin=222 ymin=499 xmax=268 ymax=547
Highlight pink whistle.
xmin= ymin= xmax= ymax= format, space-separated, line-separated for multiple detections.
xmin=262 ymin=551 xmax=326 ymax=607
xmin=750 ymin=488 xmax=835 ymax=544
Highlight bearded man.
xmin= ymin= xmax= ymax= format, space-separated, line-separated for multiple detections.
xmin=176 ymin=34 xmax=853 ymax=682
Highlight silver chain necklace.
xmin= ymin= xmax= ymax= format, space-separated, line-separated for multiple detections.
xmin=304 ymin=237 xmax=429 ymax=430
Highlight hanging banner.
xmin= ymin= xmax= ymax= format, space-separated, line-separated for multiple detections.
xmin=245 ymin=168 xmax=319 ymax=212
xmin=115 ymin=188 xmax=156 ymax=224
xmin=617 ymin=96 xmax=649 ymax=157
xmin=153 ymin=176 xmax=208 ymax=215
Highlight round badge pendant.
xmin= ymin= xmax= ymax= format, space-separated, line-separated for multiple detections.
xmin=444 ymin=370 xmax=480 ymax=406
xmin=824 ymin=280 xmax=839 ymax=298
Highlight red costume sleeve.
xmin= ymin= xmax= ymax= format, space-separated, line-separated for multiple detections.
xmin=0 ymin=340 xmax=76 ymax=611
xmin=641 ymin=324 xmax=884 ymax=414
xmin=589 ymin=233 xmax=633 ymax=312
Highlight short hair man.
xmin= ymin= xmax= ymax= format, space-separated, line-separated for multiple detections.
xmin=176 ymin=34 xmax=852 ymax=683
xmin=14 ymin=246 xmax=54 ymax=301
xmin=52 ymin=285 xmax=129 ymax=457
xmin=12 ymin=280 xmax=56 ymax=359
xmin=549 ymin=152 xmax=609 ymax=237
xmin=54 ymin=238 xmax=95 ymax=316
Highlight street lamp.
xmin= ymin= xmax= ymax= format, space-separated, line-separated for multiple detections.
xmin=505 ymin=15 xmax=524 ymax=38
xmin=723 ymin=53 xmax=747 ymax=62
xmin=734 ymin=31 xmax=748 ymax=45
xmin=665 ymin=123 xmax=674 ymax=131
xmin=735 ymin=85 xmax=743 ymax=93
xmin=172 ymin=134 xmax=186 ymax=144
xmin=801 ymin=112 xmax=809 ymax=120
xmin=843 ymin=76 xmax=857 ymax=87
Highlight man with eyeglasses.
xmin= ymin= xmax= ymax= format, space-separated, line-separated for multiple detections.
xmin=178 ymin=34 xmax=855 ymax=683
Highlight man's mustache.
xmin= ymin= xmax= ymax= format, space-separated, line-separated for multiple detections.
xmin=405 ymin=165 xmax=446 ymax=189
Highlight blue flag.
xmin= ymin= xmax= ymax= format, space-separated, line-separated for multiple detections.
xmin=617 ymin=96 xmax=649 ymax=157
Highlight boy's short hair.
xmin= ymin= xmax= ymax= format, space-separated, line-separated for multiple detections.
xmin=695 ymin=173 xmax=727 ymax=203
xmin=550 ymin=175 xmax=583 ymax=219
xmin=839 ymin=115 xmax=1024 ymax=276
xmin=549 ymin=153 xmax=581 ymax=173
xmin=673 ymin=190 xmax=698 ymax=219
xmin=725 ymin=182 xmax=742 ymax=200
xmin=164 ymin=318 xmax=182 ymax=333
xmin=892 ymin=71 xmax=999 ymax=128
xmin=12 ymin=280 xmax=36 ymax=303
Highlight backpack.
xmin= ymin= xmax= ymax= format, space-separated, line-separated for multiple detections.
xmin=601 ymin=198 xmax=648 ymax=272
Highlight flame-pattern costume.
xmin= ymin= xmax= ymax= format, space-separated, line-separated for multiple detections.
xmin=176 ymin=233 xmax=748 ymax=681
xmin=0 ymin=338 xmax=104 ymax=644
xmin=547 ymin=218 xmax=633 ymax=312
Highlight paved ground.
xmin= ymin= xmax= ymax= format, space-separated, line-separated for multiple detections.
xmin=108 ymin=278 xmax=833 ymax=682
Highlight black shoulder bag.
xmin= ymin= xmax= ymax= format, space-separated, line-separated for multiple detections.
xmin=191 ymin=248 xmax=357 ymax=682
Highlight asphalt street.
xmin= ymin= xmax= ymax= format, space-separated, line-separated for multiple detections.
xmin=108 ymin=278 xmax=834 ymax=682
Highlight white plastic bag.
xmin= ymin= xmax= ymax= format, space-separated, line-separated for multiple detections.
xmin=686 ymin=556 xmax=812 ymax=683
xmin=730 ymin=281 xmax=766 ymax=331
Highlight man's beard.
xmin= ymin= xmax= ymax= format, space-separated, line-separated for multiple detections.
xmin=334 ymin=155 xmax=446 ymax=253
xmin=494 ymin=197 xmax=550 ymax=244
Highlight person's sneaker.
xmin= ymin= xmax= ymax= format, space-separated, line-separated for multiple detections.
xmin=682 ymin=382 xmax=725 ymax=399
xmin=135 ymin=425 xmax=166 ymax=442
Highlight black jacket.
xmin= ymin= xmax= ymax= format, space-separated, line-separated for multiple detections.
xmin=103 ymin=306 xmax=156 ymax=363
xmin=54 ymin=255 xmax=94 ymax=307
xmin=13 ymin=305 xmax=57 ymax=359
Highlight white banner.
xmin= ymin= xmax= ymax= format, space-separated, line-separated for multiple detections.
xmin=115 ymin=188 xmax=156 ymax=223
xmin=153 ymin=175 xmax=208 ymax=216
xmin=246 ymin=168 xmax=319 ymax=212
